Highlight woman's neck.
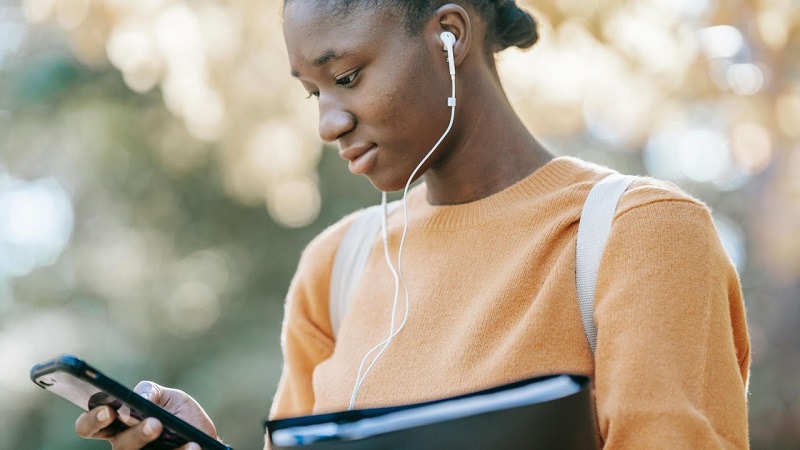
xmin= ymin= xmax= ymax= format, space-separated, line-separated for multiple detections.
xmin=422 ymin=79 xmax=553 ymax=206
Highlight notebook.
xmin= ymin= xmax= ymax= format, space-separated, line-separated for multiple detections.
xmin=266 ymin=374 xmax=596 ymax=449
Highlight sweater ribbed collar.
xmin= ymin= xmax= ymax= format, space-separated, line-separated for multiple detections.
xmin=399 ymin=156 xmax=590 ymax=229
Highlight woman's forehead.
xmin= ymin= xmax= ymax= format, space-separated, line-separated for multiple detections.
xmin=284 ymin=1 xmax=407 ymax=67
xmin=284 ymin=0 xmax=393 ymax=32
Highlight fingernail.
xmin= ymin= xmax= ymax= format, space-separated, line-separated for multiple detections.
xmin=140 ymin=391 xmax=150 ymax=401
xmin=188 ymin=444 xmax=201 ymax=450
xmin=96 ymin=408 xmax=110 ymax=422
xmin=143 ymin=418 xmax=158 ymax=436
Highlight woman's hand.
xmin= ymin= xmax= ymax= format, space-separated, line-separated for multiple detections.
xmin=75 ymin=381 xmax=218 ymax=450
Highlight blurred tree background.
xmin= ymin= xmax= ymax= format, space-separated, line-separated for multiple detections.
xmin=0 ymin=0 xmax=797 ymax=448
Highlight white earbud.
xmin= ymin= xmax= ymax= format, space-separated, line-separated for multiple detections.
xmin=440 ymin=31 xmax=456 ymax=76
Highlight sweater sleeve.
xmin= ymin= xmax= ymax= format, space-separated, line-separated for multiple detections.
xmin=268 ymin=214 xmax=358 ymax=422
xmin=593 ymin=194 xmax=750 ymax=448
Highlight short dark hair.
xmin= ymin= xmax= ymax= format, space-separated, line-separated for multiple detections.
xmin=286 ymin=0 xmax=539 ymax=52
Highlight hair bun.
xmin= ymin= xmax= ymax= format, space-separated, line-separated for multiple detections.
xmin=495 ymin=1 xmax=539 ymax=51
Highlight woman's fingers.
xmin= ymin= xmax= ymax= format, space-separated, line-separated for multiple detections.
xmin=76 ymin=406 xmax=164 ymax=449
xmin=176 ymin=442 xmax=201 ymax=450
xmin=75 ymin=406 xmax=116 ymax=439
xmin=107 ymin=417 xmax=163 ymax=449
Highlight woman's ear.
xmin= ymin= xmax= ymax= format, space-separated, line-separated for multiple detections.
xmin=429 ymin=3 xmax=472 ymax=69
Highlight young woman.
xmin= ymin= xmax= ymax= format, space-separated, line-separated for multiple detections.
xmin=75 ymin=1 xmax=751 ymax=448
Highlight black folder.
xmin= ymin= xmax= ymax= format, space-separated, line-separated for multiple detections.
xmin=266 ymin=374 xmax=596 ymax=449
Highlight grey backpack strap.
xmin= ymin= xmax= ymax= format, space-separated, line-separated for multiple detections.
xmin=576 ymin=173 xmax=635 ymax=355
xmin=329 ymin=204 xmax=392 ymax=338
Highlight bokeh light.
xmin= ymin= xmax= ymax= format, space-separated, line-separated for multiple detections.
xmin=268 ymin=176 xmax=321 ymax=228
xmin=731 ymin=122 xmax=772 ymax=175
xmin=676 ymin=128 xmax=731 ymax=183
xmin=698 ymin=25 xmax=744 ymax=59
xmin=165 ymin=280 xmax=221 ymax=335
xmin=0 ymin=176 xmax=74 ymax=281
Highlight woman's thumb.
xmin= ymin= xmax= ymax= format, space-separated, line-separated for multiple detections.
xmin=134 ymin=380 xmax=165 ymax=405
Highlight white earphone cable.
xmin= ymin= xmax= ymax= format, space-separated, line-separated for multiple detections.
xmin=349 ymin=72 xmax=456 ymax=409
xmin=348 ymin=192 xmax=402 ymax=409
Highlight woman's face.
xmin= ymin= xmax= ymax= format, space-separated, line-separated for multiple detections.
xmin=283 ymin=1 xmax=455 ymax=192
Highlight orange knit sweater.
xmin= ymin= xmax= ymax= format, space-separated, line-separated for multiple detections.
xmin=269 ymin=156 xmax=750 ymax=448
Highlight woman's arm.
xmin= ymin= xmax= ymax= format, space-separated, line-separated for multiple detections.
xmin=266 ymin=213 xmax=363 ymax=446
xmin=593 ymin=196 xmax=750 ymax=448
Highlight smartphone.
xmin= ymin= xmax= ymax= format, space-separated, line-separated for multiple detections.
xmin=30 ymin=354 xmax=232 ymax=450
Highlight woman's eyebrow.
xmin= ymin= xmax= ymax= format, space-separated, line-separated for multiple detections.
xmin=315 ymin=49 xmax=346 ymax=66
xmin=291 ymin=48 xmax=355 ymax=78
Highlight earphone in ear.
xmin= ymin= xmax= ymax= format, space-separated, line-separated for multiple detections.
xmin=440 ymin=31 xmax=456 ymax=50
xmin=439 ymin=31 xmax=456 ymax=76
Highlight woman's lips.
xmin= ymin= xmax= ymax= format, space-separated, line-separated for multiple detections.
xmin=345 ymin=145 xmax=377 ymax=175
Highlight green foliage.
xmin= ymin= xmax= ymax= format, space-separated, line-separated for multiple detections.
xmin=9 ymin=50 xmax=84 ymax=104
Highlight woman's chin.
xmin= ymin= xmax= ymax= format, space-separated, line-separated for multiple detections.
xmin=362 ymin=172 xmax=411 ymax=194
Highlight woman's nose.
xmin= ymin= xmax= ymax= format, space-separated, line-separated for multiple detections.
xmin=318 ymin=96 xmax=355 ymax=142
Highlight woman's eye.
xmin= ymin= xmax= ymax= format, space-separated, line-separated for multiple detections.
xmin=335 ymin=70 xmax=359 ymax=87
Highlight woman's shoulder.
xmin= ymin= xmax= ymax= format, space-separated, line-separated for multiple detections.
xmin=561 ymin=156 xmax=707 ymax=215
xmin=620 ymin=176 xmax=706 ymax=215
